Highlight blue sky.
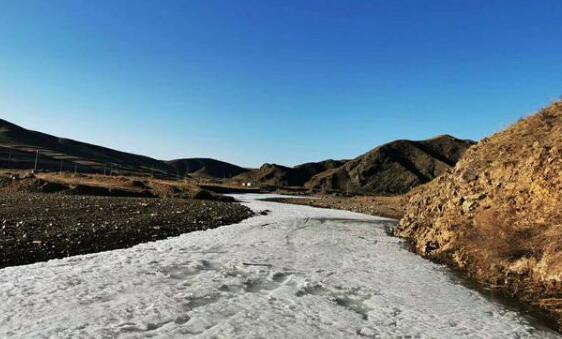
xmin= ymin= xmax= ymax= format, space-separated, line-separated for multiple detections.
xmin=1 ymin=0 xmax=561 ymax=168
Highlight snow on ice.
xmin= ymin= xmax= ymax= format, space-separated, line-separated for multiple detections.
xmin=0 ymin=194 xmax=558 ymax=338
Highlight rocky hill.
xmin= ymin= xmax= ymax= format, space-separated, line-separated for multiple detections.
xmin=0 ymin=119 xmax=246 ymax=179
xmin=167 ymin=158 xmax=249 ymax=178
xmin=306 ymin=135 xmax=475 ymax=195
xmin=233 ymin=159 xmax=347 ymax=188
xmin=395 ymin=101 xmax=562 ymax=329
xmin=294 ymin=159 xmax=348 ymax=179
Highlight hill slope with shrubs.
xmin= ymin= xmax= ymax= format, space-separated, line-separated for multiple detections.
xmin=395 ymin=101 xmax=562 ymax=329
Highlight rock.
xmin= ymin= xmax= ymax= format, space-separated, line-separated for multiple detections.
xmin=459 ymin=169 xmax=478 ymax=182
xmin=462 ymin=200 xmax=476 ymax=213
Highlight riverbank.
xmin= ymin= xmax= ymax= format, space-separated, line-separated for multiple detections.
xmin=0 ymin=194 xmax=557 ymax=338
xmin=0 ymin=192 xmax=253 ymax=269
xmin=263 ymin=194 xmax=406 ymax=219
xmin=395 ymin=101 xmax=562 ymax=332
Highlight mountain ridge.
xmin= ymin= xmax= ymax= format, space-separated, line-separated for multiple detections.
xmin=306 ymin=135 xmax=475 ymax=194
xmin=0 ymin=118 xmax=246 ymax=178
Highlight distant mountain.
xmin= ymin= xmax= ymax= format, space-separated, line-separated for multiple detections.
xmin=235 ymin=136 xmax=473 ymax=194
xmin=306 ymin=135 xmax=475 ymax=194
xmin=0 ymin=118 xmax=175 ymax=176
xmin=294 ymin=159 xmax=348 ymax=178
xmin=167 ymin=158 xmax=250 ymax=178
xmin=0 ymin=119 xmax=246 ymax=178
xmin=0 ymin=118 xmax=474 ymax=190
xmin=234 ymin=159 xmax=347 ymax=188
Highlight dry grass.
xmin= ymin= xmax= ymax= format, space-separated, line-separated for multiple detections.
xmin=0 ymin=170 xmax=226 ymax=200
xmin=463 ymin=208 xmax=540 ymax=265
xmin=37 ymin=172 xmax=201 ymax=197
xmin=396 ymin=99 xmax=562 ymax=329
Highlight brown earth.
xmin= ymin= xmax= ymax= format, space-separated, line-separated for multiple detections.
xmin=0 ymin=193 xmax=253 ymax=269
xmin=0 ymin=171 xmax=232 ymax=202
xmin=395 ymin=101 xmax=562 ymax=330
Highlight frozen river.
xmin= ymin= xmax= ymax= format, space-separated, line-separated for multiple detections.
xmin=0 ymin=194 xmax=558 ymax=338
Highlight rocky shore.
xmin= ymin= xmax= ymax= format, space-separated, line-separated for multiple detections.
xmin=0 ymin=193 xmax=253 ymax=269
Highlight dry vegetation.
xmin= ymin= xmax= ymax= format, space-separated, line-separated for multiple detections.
xmin=395 ymin=100 xmax=562 ymax=329
xmin=0 ymin=170 xmax=255 ymax=268
xmin=0 ymin=170 xmax=232 ymax=201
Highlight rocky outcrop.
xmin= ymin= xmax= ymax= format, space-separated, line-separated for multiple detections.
xmin=306 ymin=135 xmax=475 ymax=195
xmin=236 ymin=136 xmax=473 ymax=194
xmin=395 ymin=101 xmax=562 ymax=329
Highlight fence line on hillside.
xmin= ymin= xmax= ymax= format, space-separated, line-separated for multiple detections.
xmin=0 ymin=147 xmax=179 ymax=179
xmin=0 ymin=147 xmax=117 ymax=176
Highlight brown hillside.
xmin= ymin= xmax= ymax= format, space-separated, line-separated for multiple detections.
xmin=234 ymin=159 xmax=347 ymax=189
xmin=0 ymin=119 xmax=174 ymax=177
xmin=0 ymin=119 xmax=247 ymax=179
xmin=306 ymin=135 xmax=475 ymax=195
xmin=395 ymin=101 xmax=562 ymax=329
xmin=167 ymin=158 xmax=250 ymax=178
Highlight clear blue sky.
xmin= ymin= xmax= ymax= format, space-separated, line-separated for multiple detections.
xmin=1 ymin=1 xmax=561 ymax=168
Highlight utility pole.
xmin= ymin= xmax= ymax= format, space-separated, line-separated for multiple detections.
xmin=74 ymin=164 xmax=78 ymax=175
xmin=33 ymin=149 xmax=39 ymax=172
xmin=59 ymin=160 xmax=63 ymax=175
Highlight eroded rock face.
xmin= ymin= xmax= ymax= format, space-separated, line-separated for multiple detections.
xmin=395 ymin=101 xmax=562 ymax=329
xmin=306 ymin=135 xmax=475 ymax=195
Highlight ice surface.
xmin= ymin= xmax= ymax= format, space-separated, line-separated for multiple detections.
xmin=0 ymin=194 xmax=558 ymax=338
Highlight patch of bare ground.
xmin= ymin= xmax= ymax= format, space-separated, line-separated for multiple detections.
xmin=0 ymin=171 xmax=254 ymax=268
xmin=266 ymin=195 xmax=407 ymax=220
xmin=395 ymin=100 xmax=562 ymax=331
xmin=0 ymin=193 xmax=253 ymax=269
xmin=0 ymin=171 xmax=232 ymax=201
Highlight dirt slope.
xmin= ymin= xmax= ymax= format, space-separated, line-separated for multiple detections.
xmin=395 ymin=101 xmax=562 ymax=329
xmin=306 ymin=135 xmax=475 ymax=195
xmin=0 ymin=171 xmax=233 ymax=201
